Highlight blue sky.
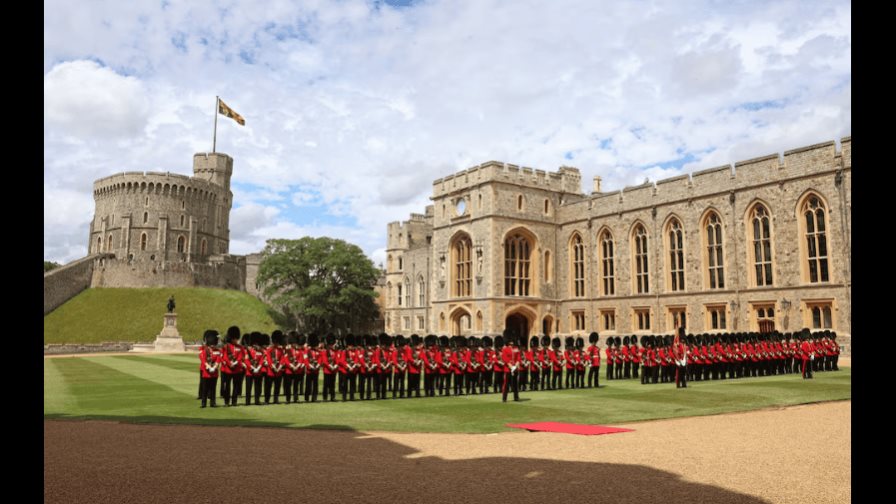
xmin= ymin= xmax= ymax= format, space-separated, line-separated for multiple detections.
xmin=44 ymin=0 xmax=851 ymax=266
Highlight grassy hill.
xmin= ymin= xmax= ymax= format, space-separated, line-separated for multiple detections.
xmin=44 ymin=287 xmax=281 ymax=344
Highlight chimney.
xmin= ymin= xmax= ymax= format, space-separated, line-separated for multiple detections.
xmin=592 ymin=176 xmax=603 ymax=193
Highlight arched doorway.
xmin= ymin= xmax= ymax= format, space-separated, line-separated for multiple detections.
xmin=450 ymin=308 xmax=472 ymax=336
xmin=505 ymin=314 xmax=529 ymax=346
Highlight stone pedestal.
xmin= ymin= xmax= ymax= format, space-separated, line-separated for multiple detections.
xmin=131 ymin=312 xmax=187 ymax=353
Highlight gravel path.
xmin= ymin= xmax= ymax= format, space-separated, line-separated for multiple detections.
xmin=45 ymin=400 xmax=849 ymax=504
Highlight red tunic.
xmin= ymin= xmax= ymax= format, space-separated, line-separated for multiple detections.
xmin=199 ymin=346 xmax=221 ymax=378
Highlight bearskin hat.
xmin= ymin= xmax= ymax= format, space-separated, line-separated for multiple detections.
xmin=576 ymin=336 xmax=584 ymax=349
xmin=203 ymin=329 xmax=219 ymax=346
xmin=495 ymin=335 xmax=505 ymax=348
xmin=589 ymin=332 xmax=599 ymax=344
xmin=551 ymin=336 xmax=561 ymax=349
xmin=482 ymin=335 xmax=493 ymax=348
xmin=530 ymin=336 xmax=539 ymax=348
xmin=541 ymin=335 xmax=551 ymax=347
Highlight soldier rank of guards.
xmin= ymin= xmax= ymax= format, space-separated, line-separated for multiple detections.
xmin=194 ymin=325 xmax=840 ymax=407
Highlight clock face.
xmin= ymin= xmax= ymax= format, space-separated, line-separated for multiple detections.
xmin=456 ymin=199 xmax=466 ymax=216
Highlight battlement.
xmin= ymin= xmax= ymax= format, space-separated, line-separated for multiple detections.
xmin=93 ymin=171 xmax=225 ymax=201
xmin=557 ymin=136 xmax=850 ymax=219
xmin=433 ymin=160 xmax=583 ymax=197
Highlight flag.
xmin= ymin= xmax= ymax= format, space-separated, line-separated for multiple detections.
xmin=218 ymin=98 xmax=245 ymax=126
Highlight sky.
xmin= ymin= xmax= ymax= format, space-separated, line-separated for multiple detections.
xmin=44 ymin=0 xmax=851 ymax=267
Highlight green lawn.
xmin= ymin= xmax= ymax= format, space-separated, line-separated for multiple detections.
xmin=44 ymin=287 xmax=280 ymax=344
xmin=44 ymin=354 xmax=851 ymax=433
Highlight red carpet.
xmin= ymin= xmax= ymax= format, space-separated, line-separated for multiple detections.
xmin=506 ymin=422 xmax=634 ymax=436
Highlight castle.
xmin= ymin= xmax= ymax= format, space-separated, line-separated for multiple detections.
xmin=383 ymin=138 xmax=852 ymax=350
xmin=44 ymin=152 xmax=263 ymax=314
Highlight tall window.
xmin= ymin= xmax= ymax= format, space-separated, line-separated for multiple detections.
xmin=704 ymin=212 xmax=725 ymax=289
xmin=143 ymin=212 xmax=148 ymax=224
xmin=807 ymin=302 xmax=833 ymax=329
xmin=517 ymin=195 xmax=523 ymax=211
xmin=177 ymin=235 xmax=186 ymax=253
xmin=572 ymin=311 xmax=586 ymax=331
xmin=600 ymin=230 xmax=615 ymax=295
xmin=633 ymin=224 xmax=649 ymax=294
xmin=397 ymin=284 xmax=402 ymax=306
xmin=453 ymin=236 xmax=472 ymax=297
xmin=544 ymin=199 xmax=550 ymax=214
xmin=504 ymin=234 xmax=531 ymax=296
xmin=404 ymin=278 xmax=411 ymax=307
xmin=668 ymin=307 xmax=686 ymax=331
xmin=706 ymin=305 xmax=727 ymax=330
xmin=398 ymin=257 xmax=403 ymax=270
xmin=802 ymin=195 xmax=830 ymax=283
xmin=140 ymin=233 xmax=147 ymax=251
xmin=180 ymin=215 xmax=185 ymax=227
xmin=634 ymin=308 xmax=651 ymax=331
xmin=601 ymin=310 xmax=616 ymax=331
xmin=749 ymin=203 xmax=774 ymax=286
xmin=107 ymin=234 xmax=113 ymax=251
xmin=667 ymin=218 xmax=685 ymax=291
xmin=753 ymin=304 xmax=775 ymax=333
xmin=571 ymin=234 xmax=585 ymax=297
xmin=418 ymin=277 xmax=426 ymax=306
xmin=387 ymin=255 xmax=392 ymax=272
xmin=544 ymin=250 xmax=552 ymax=283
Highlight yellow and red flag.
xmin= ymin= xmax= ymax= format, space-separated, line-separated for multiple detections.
xmin=218 ymin=98 xmax=245 ymax=126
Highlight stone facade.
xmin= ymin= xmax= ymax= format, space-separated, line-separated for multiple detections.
xmin=87 ymin=152 xmax=246 ymax=290
xmin=384 ymin=137 xmax=852 ymax=353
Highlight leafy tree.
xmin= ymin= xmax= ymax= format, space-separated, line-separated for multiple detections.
xmin=44 ymin=260 xmax=61 ymax=272
xmin=256 ymin=237 xmax=381 ymax=334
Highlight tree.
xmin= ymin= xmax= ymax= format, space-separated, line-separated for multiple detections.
xmin=44 ymin=261 xmax=61 ymax=272
xmin=256 ymin=237 xmax=381 ymax=335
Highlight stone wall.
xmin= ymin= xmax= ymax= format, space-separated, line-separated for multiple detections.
xmin=44 ymin=254 xmax=112 ymax=315
xmin=91 ymin=254 xmax=246 ymax=290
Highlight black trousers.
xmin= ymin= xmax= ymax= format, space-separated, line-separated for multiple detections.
xmin=640 ymin=366 xmax=649 ymax=384
xmin=576 ymin=368 xmax=585 ymax=388
xmin=529 ymin=370 xmax=540 ymax=391
xmin=283 ymin=374 xmax=295 ymax=403
xmin=606 ymin=364 xmax=613 ymax=381
xmin=200 ymin=376 xmax=218 ymax=407
xmin=288 ymin=373 xmax=301 ymax=402
xmin=393 ymin=371 xmax=406 ymax=398
xmin=342 ymin=373 xmax=357 ymax=401
xmin=439 ymin=374 xmax=450 ymax=395
xmin=633 ymin=362 xmax=640 ymax=378
xmin=519 ymin=370 xmax=528 ymax=391
xmin=675 ymin=365 xmax=688 ymax=388
xmin=623 ymin=361 xmax=631 ymax=379
xmin=833 ymin=355 xmax=839 ymax=371
xmin=615 ymin=363 xmax=623 ymax=379
xmin=552 ymin=368 xmax=562 ymax=389
xmin=305 ymin=373 xmax=319 ymax=402
xmin=243 ymin=375 xmax=257 ymax=405
xmin=480 ymin=370 xmax=491 ymax=393
xmin=376 ymin=373 xmax=388 ymax=399
xmin=540 ymin=368 xmax=550 ymax=390
xmin=221 ymin=373 xmax=244 ymax=405
xmin=453 ymin=374 xmax=463 ymax=395
xmin=358 ymin=373 xmax=370 ymax=399
xmin=323 ymin=373 xmax=336 ymax=401
xmin=424 ymin=372 xmax=436 ymax=397
xmin=466 ymin=373 xmax=479 ymax=394
xmin=409 ymin=372 xmax=422 ymax=396
xmin=565 ymin=368 xmax=574 ymax=388
xmin=502 ymin=372 xmax=519 ymax=401
xmin=652 ymin=365 xmax=660 ymax=384
xmin=264 ymin=375 xmax=283 ymax=404
xmin=588 ymin=367 xmax=600 ymax=387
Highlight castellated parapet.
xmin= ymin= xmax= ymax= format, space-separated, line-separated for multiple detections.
xmin=87 ymin=152 xmax=244 ymax=289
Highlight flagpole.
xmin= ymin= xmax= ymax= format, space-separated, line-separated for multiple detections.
xmin=212 ymin=95 xmax=219 ymax=153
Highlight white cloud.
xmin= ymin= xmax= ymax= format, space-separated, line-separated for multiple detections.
xmin=44 ymin=0 xmax=851 ymax=264
xmin=44 ymin=60 xmax=149 ymax=139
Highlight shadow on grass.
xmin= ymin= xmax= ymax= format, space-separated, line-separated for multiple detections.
xmin=43 ymin=413 xmax=358 ymax=431
xmin=45 ymin=419 xmax=770 ymax=504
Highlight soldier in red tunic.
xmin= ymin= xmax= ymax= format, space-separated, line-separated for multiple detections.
xmin=219 ymin=326 xmax=244 ymax=407
xmin=303 ymin=334 xmax=320 ymax=402
xmin=539 ymin=335 xmax=551 ymax=390
xmin=501 ymin=334 xmax=522 ymax=402
xmin=527 ymin=336 xmax=540 ymax=391
xmin=199 ymin=329 xmax=221 ymax=408
xmin=465 ymin=336 xmax=480 ymax=395
xmin=673 ymin=327 xmax=688 ymax=388
xmin=422 ymin=335 xmax=437 ymax=397
xmin=480 ymin=336 xmax=494 ymax=394
xmin=800 ymin=329 xmax=815 ymax=379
